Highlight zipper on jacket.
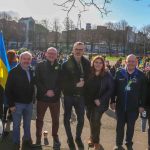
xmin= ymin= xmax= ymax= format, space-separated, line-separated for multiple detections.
xmin=124 ymin=77 xmax=128 ymax=112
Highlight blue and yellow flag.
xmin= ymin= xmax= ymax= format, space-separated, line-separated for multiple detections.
xmin=0 ymin=31 xmax=10 ymax=89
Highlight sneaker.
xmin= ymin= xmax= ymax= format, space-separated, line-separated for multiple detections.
xmin=12 ymin=143 xmax=20 ymax=150
xmin=67 ymin=139 xmax=76 ymax=149
xmin=113 ymin=145 xmax=125 ymax=150
xmin=94 ymin=143 xmax=101 ymax=150
xmin=88 ymin=137 xmax=94 ymax=147
xmin=75 ymin=137 xmax=84 ymax=149
xmin=53 ymin=137 xmax=61 ymax=149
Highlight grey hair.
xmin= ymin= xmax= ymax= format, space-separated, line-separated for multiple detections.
xmin=47 ymin=47 xmax=57 ymax=53
xmin=19 ymin=51 xmax=32 ymax=61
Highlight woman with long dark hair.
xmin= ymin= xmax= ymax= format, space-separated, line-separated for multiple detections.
xmin=85 ymin=55 xmax=114 ymax=150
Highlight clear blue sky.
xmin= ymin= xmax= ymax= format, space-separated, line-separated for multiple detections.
xmin=104 ymin=0 xmax=150 ymax=29
xmin=0 ymin=0 xmax=150 ymax=29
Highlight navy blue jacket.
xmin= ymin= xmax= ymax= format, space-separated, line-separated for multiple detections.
xmin=111 ymin=68 xmax=146 ymax=112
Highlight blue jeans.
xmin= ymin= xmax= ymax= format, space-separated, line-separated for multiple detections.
xmin=64 ymin=96 xmax=85 ymax=140
xmin=12 ymin=103 xmax=32 ymax=144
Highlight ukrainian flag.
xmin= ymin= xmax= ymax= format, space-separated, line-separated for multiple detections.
xmin=0 ymin=31 xmax=10 ymax=89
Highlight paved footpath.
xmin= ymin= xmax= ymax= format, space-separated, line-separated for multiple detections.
xmin=0 ymin=106 xmax=148 ymax=150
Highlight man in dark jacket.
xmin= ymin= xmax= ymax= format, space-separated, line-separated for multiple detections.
xmin=110 ymin=54 xmax=146 ymax=150
xmin=5 ymin=51 xmax=34 ymax=150
xmin=61 ymin=42 xmax=90 ymax=149
xmin=35 ymin=47 xmax=61 ymax=149
xmin=145 ymin=70 xmax=150 ymax=150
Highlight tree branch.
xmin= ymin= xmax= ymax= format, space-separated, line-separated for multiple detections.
xmin=54 ymin=0 xmax=112 ymax=16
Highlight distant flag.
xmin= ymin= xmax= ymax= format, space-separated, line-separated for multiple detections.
xmin=0 ymin=31 xmax=10 ymax=89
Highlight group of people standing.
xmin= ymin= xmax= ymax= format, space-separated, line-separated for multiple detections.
xmin=1 ymin=41 xmax=150 ymax=150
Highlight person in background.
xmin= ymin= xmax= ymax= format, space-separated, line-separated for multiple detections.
xmin=110 ymin=58 xmax=122 ymax=77
xmin=0 ymin=85 xmax=3 ymax=119
xmin=140 ymin=62 xmax=150 ymax=133
xmin=7 ymin=50 xmax=18 ymax=69
xmin=3 ymin=50 xmax=18 ymax=122
xmin=5 ymin=51 xmax=34 ymax=150
xmin=85 ymin=56 xmax=113 ymax=150
xmin=105 ymin=60 xmax=111 ymax=71
xmin=110 ymin=54 xmax=146 ymax=150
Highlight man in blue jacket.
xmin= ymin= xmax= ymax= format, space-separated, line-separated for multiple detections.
xmin=110 ymin=54 xmax=146 ymax=150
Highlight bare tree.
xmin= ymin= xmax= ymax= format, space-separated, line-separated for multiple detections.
xmin=105 ymin=22 xmax=115 ymax=55
xmin=115 ymin=20 xmax=129 ymax=55
xmin=54 ymin=0 xmax=112 ymax=16
xmin=63 ymin=17 xmax=75 ymax=52
xmin=52 ymin=18 xmax=61 ymax=47
xmin=141 ymin=25 xmax=150 ymax=54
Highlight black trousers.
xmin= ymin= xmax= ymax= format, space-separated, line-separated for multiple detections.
xmin=86 ymin=106 xmax=104 ymax=144
xmin=64 ymin=96 xmax=85 ymax=140
xmin=116 ymin=110 xmax=138 ymax=146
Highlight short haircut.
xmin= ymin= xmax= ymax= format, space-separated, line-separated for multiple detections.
xmin=126 ymin=54 xmax=136 ymax=61
xmin=47 ymin=47 xmax=57 ymax=53
xmin=73 ymin=42 xmax=84 ymax=48
xmin=19 ymin=51 xmax=32 ymax=60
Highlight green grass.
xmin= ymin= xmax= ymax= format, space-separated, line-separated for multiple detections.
xmin=106 ymin=56 xmax=125 ymax=61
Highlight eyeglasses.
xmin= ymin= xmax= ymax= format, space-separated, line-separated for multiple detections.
xmin=75 ymin=48 xmax=84 ymax=51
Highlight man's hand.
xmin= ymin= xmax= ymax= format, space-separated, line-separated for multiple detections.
xmin=46 ymin=90 xmax=55 ymax=97
xmin=10 ymin=106 xmax=16 ymax=113
xmin=94 ymin=99 xmax=100 ymax=106
xmin=139 ymin=107 xmax=145 ymax=113
xmin=76 ymin=80 xmax=84 ymax=88
xmin=110 ymin=103 xmax=116 ymax=110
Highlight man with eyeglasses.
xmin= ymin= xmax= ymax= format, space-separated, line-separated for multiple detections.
xmin=35 ymin=47 xmax=61 ymax=149
xmin=61 ymin=42 xmax=90 ymax=149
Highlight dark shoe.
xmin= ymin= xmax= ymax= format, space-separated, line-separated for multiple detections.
xmin=67 ymin=139 xmax=76 ymax=149
xmin=88 ymin=137 xmax=94 ymax=147
xmin=35 ymin=139 xmax=41 ymax=146
xmin=75 ymin=137 xmax=84 ymax=149
xmin=113 ymin=145 xmax=125 ymax=150
xmin=12 ymin=143 xmax=20 ymax=150
xmin=22 ymin=139 xmax=32 ymax=148
xmin=126 ymin=145 xmax=133 ymax=150
xmin=53 ymin=137 xmax=61 ymax=149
